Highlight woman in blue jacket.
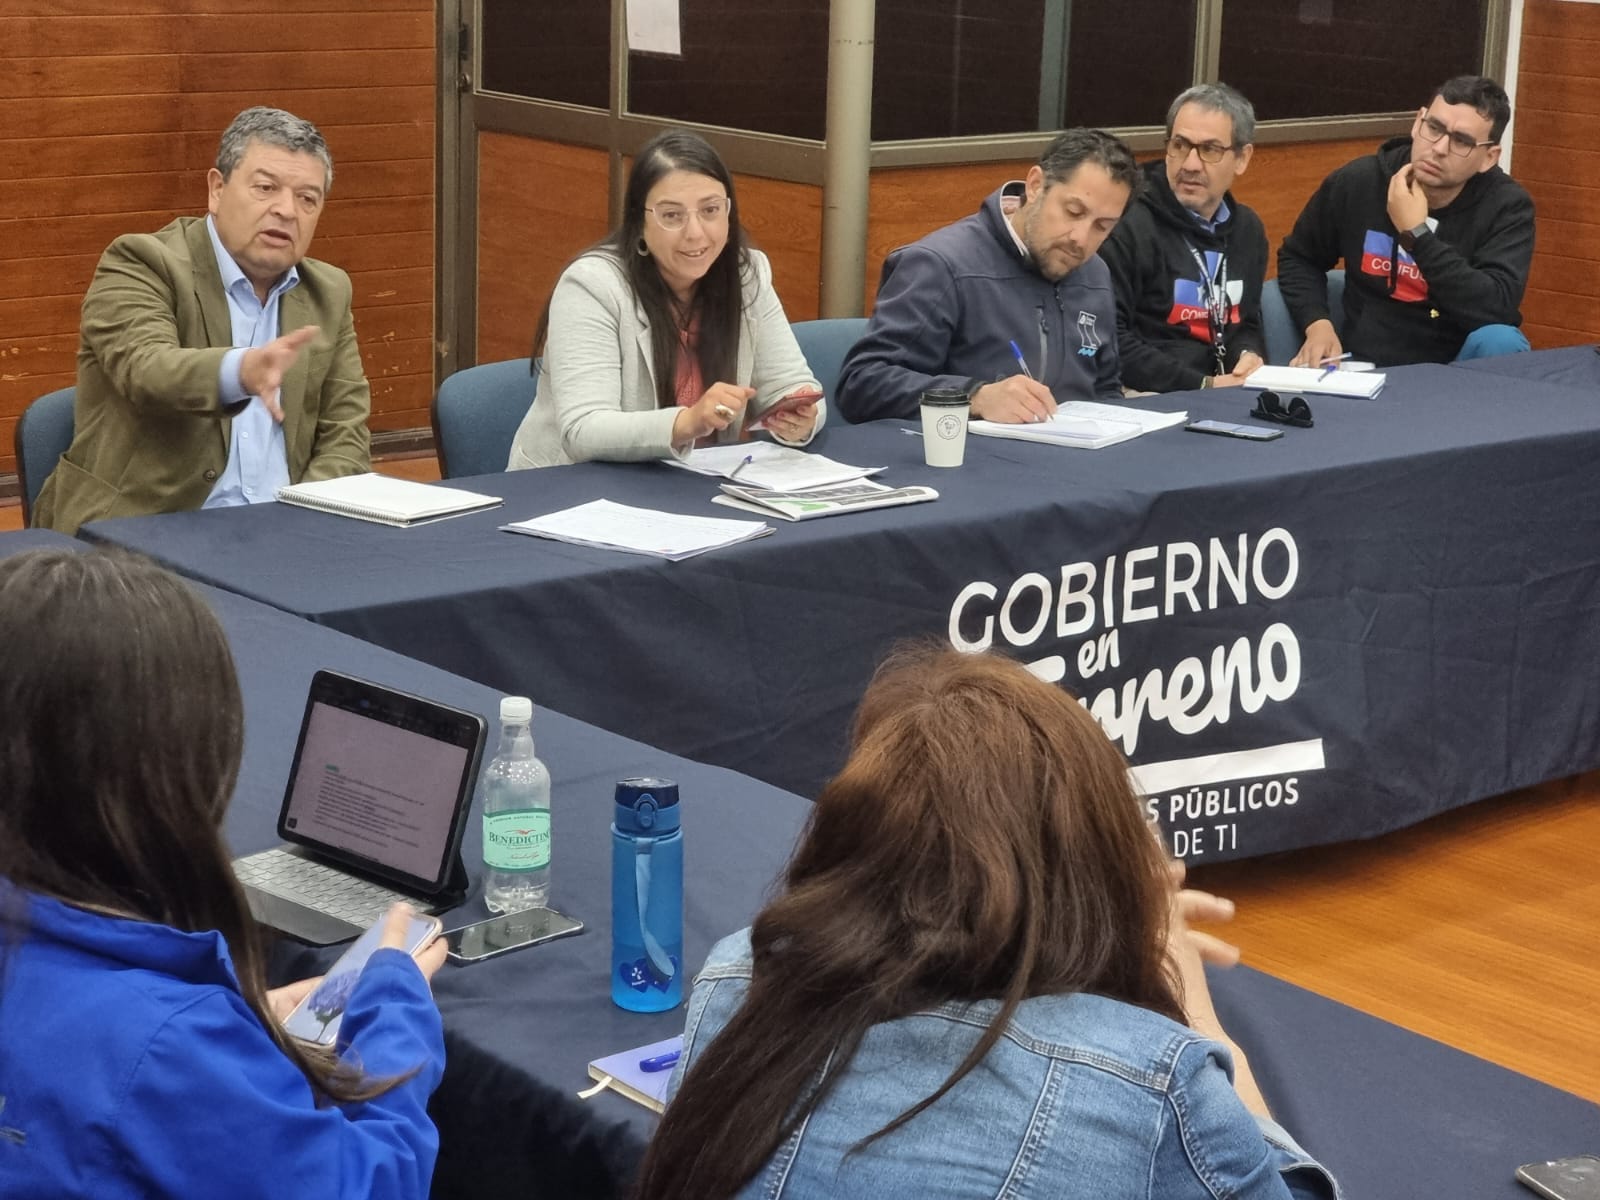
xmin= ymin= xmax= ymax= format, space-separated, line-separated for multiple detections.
xmin=638 ymin=646 xmax=1340 ymax=1200
xmin=0 ymin=548 xmax=447 ymax=1199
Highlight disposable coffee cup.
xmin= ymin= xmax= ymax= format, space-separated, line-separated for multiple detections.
xmin=920 ymin=388 xmax=969 ymax=468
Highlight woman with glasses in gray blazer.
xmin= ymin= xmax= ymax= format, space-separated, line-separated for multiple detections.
xmin=507 ymin=130 xmax=824 ymax=470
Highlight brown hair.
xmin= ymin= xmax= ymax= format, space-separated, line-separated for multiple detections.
xmin=0 ymin=548 xmax=405 ymax=1105
xmin=636 ymin=644 xmax=1181 ymax=1199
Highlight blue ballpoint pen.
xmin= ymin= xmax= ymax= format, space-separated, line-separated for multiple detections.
xmin=728 ymin=454 xmax=755 ymax=480
xmin=1317 ymin=352 xmax=1352 ymax=380
xmin=639 ymin=1050 xmax=682 ymax=1072
xmin=1008 ymin=339 xmax=1035 ymax=380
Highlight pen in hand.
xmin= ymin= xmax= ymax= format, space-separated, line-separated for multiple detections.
xmin=1008 ymin=340 xmax=1035 ymax=380
xmin=1317 ymin=351 xmax=1353 ymax=380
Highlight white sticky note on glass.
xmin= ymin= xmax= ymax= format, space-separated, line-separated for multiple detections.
xmin=627 ymin=0 xmax=682 ymax=56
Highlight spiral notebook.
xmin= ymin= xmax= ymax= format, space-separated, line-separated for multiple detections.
xmin=275 ymin=473 xmax=503 ymax=527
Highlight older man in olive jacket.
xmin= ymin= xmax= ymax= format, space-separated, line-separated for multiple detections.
xmin=34 ymin=107 xmax=370 ymax=535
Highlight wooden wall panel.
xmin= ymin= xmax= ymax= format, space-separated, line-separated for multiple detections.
xmin=1230 ymin=138 xmax=1377 ymax=274
xmin=472 ymin=141 xmax=823 ymax=365
xmin=474 ymin=134 xmax=610 ymax=366
xmin=0 ymin=2 xmax=434 ymax=479
xmin=733 ymin=174 xmax=822 ymax=322
xmin=866 ymin=162 xmax=1024 ymax=309
xmin=1512 ymin=0 xmax=1600 ymax=349
xmin=473 ymin=135 xmax=1375 ymax=348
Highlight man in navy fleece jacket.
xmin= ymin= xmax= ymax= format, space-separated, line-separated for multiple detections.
xmin=836 ymin=128 xmax=1140 ymax=424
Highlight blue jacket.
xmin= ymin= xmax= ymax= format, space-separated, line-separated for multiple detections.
xmin=670 ymin=930 xmax=1340 ymax=1199
xmin=836 ymin=182 xmax=1124 ymax=422
xmin=0 ymin=892 xmax=445 ymax=1199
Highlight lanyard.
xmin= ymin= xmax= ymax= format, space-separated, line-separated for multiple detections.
xmin=1187 ymin=245 xmax=1230 ymax=374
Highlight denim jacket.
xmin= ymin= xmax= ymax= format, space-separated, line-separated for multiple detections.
xmin=669 ymin=930 xmax=1340 ymax=1200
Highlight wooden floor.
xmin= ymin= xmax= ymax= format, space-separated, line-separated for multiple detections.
xmin=4 ymin=463 xmax=1597 ymax=1105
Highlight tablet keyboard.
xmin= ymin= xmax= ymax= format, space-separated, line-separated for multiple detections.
xmin=233 ymin=849 xmax=417 ymax=927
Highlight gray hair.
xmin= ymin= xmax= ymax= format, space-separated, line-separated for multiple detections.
xmin=215 ymin=106 xmax=333 ymax=192
xmin=1165 ymin=83 xmax=1256 ymax=148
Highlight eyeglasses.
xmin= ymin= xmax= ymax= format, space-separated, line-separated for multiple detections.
xmin=1251 ymin=390 xmax=1313 ymax=428
xmin=1165 ymin=135 xmax=1236 ymax=164
xmin=1416 ymin=115 xmax=1496 ymax=157
xmin=645 ymin=198 xmax=732 ymax=232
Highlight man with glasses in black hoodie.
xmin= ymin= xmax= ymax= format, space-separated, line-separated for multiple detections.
xmin=1277 ymin=76 xmax=1533 ymax=369
xmin=1101 ymin=83 xmax=1268 ymax=394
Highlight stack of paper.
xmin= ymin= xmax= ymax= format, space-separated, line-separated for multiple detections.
xmin=275 ymin=473 xmax=502 ymax=527
xmin=502 ymin=499 xmax=771 ymax=561
xmin=665 ymin=443 xmax=883 ymax=490
xmin=1244 ymin=366 xmax=1387 ymax=398
xmin=713 ymin=478 xmax=939 ymax=521
xmin=970 ymin=401 xmax=1188 ymax=449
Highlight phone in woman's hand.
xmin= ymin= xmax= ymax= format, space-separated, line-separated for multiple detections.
xmin=282 ymin=911 xmax=442 ymax=1045
xmin=746 ymin=389 xmax=822 ymax=432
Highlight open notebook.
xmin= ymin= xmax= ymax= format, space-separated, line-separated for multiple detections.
xmin=970 ymin=401 xmax=1187 ymax=450
xmin=276 ymin=473 xmax=503 ymax=527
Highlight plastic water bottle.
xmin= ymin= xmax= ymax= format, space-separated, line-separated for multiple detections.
xmin=481 ymin=696 xmax=551 ymax=913
xmin=611 ymin=778 xmax=683 ymax=1012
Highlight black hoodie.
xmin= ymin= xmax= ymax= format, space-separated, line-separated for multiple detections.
xmin=1100 ymin=158 xmax=1268 ymax=393
xmin=1277 ymin=135 xmax=1535 ymax=366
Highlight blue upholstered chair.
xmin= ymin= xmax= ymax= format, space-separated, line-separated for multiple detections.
xmin=1260 ymin=269 xmax=1346 ymax=365
xmin=790 ymin=318 xmax=868 ymax=398
xmin=430 ymin=358 xmax=540 ymax=479
xmin=14 ymin=385 xmax=76 ymax=527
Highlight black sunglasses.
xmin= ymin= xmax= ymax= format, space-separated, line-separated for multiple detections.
xmin=1251 ymin=390 xmax=1313 ymax=428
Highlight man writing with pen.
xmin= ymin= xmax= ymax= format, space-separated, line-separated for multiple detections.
xmin=1277 ymin=75 xmax=1534 ymax=369
xmin=835 ymin=129 xmax=1140 ymax=424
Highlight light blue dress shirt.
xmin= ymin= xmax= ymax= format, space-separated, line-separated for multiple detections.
xmin=202 ymin=215 xmax=297 ymax=508
xmin=1190 ymin=195 xmax=1232 ymax=235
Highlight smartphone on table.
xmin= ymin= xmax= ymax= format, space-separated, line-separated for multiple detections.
xmin=444 ymin=906 xmax=584 ymax=963
xmin=282 ymin=910 xmax=442 ymax=1045
xmin=1518 ymin=1155 xmax=1600 ymax=1200
xmin=1185 ymin=419 xmax=1283 ymax=441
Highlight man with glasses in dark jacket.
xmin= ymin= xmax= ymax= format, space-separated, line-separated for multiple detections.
xmin=1276 ymin=76 xmax=1534 ymax=369
xmin=1101 ymin=84 xmax=1268 ymax=393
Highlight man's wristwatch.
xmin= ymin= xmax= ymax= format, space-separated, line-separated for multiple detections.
xmin=1397 ymin=222 xmax=1429 ymax=252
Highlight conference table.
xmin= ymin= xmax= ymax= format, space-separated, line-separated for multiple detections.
xmin=1456 ymin=340 xmax=1600 ymax=388
xmin=83 ymin=353 xmax=1600 ymax=864
xmin=5 ymin=529 xmax=1596 ymax=1199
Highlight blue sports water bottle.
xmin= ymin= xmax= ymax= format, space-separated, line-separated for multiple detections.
xmin=611 ymin=778 xmax=683 ymax=1012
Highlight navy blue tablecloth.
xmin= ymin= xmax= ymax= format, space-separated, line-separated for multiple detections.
xmin=1453 ymin=343 xmax=1600 ymax=389
xmin=3 ymin=529 xmax=1595 ymax=1198
xmin=82 ymin=360 xmax=1600 ymax=864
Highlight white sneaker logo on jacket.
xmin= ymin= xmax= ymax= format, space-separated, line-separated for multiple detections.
xmin=1076 ymin=311 xmax=1102 ymax=357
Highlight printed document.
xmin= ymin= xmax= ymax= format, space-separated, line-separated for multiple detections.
xmin=970 ymin=401 xmax=1187 ymax=449
xmin=503 ymin=499 xmax=771 ymax=561
xmin=665 ymin=443 xmax=883 ymax=490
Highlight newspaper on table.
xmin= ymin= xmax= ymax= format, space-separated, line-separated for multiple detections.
xmin=712 ymin=478 xmax=938 ymax=522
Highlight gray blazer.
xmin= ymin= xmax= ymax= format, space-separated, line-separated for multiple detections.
xmin=507 ymin=248 xmax=824 ymax=469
